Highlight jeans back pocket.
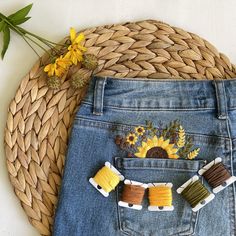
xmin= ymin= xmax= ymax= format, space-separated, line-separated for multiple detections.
xmin=114 ymin=157 xmax=206 ymax=236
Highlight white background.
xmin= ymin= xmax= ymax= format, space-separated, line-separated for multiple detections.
xmin=0 ymin=0 xmax=236 ymax=235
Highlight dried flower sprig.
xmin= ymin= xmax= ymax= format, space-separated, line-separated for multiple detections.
xmin=0 ymin=4 xmax=99 ymax=90
xmin=43 ymin=28 xmax=87 ymax=79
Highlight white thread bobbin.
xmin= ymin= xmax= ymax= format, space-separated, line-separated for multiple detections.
xmin=118 ymin=179 xmax=148 ymax=210
xmin=177 ymin=175 xmax=215 ymax=212
xmin=89 ymin=162 xmax=124 ymax=197
xmin=198 ymin=157 xmax=236 ymax=194
xmin=148 ymin=182 xmax=174 ymax=211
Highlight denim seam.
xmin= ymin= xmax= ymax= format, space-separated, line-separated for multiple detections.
xmin=118 ymin=167 xmax=200 ymax=172
xmin=81 ymin=101 xmax=236 ymax=111
xmin=96 ymin=76 xmax=236 ymax=82
xmin=226 ymin=118 xmax=236 ymax=236
xmin=222 ymin=81 xmax=229 ymax=119
xmin=82 ymin=101 xmax=215 ymax=111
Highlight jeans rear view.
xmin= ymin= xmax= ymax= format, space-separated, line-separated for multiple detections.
xmin=53 ymin=75 xmax=236 ymax=236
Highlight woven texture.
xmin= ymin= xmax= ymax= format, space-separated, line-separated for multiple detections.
xmin=4 ymin=19 xmax=236 ymax=235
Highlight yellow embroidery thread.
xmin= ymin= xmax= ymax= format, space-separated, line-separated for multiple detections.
xmin=187 ymin=148 xmax=200 ymax=159
xmin=93 ymin=166 xmax=120 ymax=192
xmin=177 ymin=125 xmax=185 ymax=148
xmin=148 ymin=186 xmax=172 ymax=207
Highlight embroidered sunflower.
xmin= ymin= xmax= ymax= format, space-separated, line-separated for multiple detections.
xmin=126 ymin=132 xmax=138 ymax=145
xmin=135 ymin=135 xmax=179 ymax=159
xmin=135 ymin=126 xmax=145 ymax=136
xmin=114 ymin=119 xmax=200 ymax=160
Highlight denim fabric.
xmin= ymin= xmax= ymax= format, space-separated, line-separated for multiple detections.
xmin=53 ymin=75 xmax=236 ymax=236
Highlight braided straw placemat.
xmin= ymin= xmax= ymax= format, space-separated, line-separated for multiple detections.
xmin=4 ymin=19 xmax=236 ymax=235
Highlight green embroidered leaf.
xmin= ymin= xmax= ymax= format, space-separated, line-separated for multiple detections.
xmin=1 ymin=26 xmax=10 ymax=59
xmin=8 ymin=3 xmax=33 ymax=24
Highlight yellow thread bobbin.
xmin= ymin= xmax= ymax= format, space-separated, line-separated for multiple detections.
xmin=89 ymin=162 xmax=124 ymax=197
xmin=148 ymin=183 xmax=174 ymax=211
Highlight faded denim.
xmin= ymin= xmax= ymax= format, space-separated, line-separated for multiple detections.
xmin=53 ymin=75 xmax=236 ymax=236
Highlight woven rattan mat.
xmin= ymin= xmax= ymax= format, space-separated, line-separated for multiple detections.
xmin=4 ymin=19 xmax=236 ymax=235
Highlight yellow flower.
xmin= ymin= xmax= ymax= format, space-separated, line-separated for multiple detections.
xmin=135 ymin=126 xmax=145 ymax=136
xmin=69 ymin=28 xmax=87 ymax=49
xmin=65 ymin=27 xmax=87 ymax=65
xmin=44 ymin=55 xmax=71 ymax=77
xmin=126 ymin=132 xmax=138 ymax=145
xmin=135 ymin=135 xmax=179 ymax=159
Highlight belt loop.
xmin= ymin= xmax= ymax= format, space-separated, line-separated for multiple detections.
xmin=93 ymin=76 xmax=107 ymax=116
xmin=212 ymin=80 xmax=228 ymax=120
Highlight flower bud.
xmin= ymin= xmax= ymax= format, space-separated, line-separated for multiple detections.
xmin=82 ymin=54 xmax=98 ymax=70
xmin=46 ymin=76 xmax=61 ymax=89
xmin=70 ymin=71 xmax=87 ymax=89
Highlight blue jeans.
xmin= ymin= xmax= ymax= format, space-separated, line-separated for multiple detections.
xmin=53 ymin=75 xmax=236 ymax=236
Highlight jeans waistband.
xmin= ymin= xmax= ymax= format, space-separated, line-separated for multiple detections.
xmin=82 ymin=75 xmax=236 ymax=119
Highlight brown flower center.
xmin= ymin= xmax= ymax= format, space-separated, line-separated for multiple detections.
xmin=146 ymin=147 xmax=168 ymax=158
xmin=138 ymin=129 xmax=144 ymax=134
xmin=129 ymin=136 xmax=134 ymax=141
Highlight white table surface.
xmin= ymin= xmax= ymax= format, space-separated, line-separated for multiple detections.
xmin=0 ymin=0 xmax=236 ymax=235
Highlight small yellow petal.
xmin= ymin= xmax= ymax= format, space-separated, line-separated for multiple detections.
xmin=75 ymin=33 xmax=85 ymax=44
xmin=70 ymin=27 xmax=76 ymax=42
xmin=44 ymin=64 xmax=50 ymax=72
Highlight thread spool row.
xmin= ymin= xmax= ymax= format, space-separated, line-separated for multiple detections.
xmin=89 ymin=158 xmax=235 ymax=211
xmin=118 ymin=180 xmax=174 ymax=211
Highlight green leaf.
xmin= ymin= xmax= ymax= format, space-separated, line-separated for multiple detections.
xmin=0 ymin=20 xmax=6 ymax=32
xmin=10 ymin=16 xmax=31 ymax=26
xmin=1 ymin=26 xmax=10 ymax=59
xmin=8 ymin=3 xmax=33 ymax=23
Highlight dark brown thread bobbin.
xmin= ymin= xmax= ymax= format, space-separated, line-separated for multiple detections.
xmin=202 ymin=162 xmax=231 ymax=188
xmin=121 ymin=184 xmax=146 ymax=205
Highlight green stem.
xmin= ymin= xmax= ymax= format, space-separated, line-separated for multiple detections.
xmin=18 ymin=26 xmax=65 ymax=46
xmin=3 ymin=17 xmax=52 ymax=56
xmin=1 ymin=14 xmax=63 ymax=57
xmin=21 ymin=36 xmax=41 ymax=58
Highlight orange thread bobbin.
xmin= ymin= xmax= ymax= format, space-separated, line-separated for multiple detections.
xmin=148 ymin=183 xmax=174 ymax=211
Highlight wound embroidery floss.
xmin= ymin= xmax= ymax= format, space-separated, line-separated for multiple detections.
xmin=89 ymin=162 xmax=124 ymax=197
xmin=177 ymin=175 xmax=215 ymax=212
xmin=198 ymin=157 xmax=236 ymax=193
xmin=148 ymin=183 xmax=174 ymax=211
xmin=118 ymin=179 xmax=148 ymax=210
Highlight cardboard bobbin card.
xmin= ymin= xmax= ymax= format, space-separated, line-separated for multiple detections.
xmin=198 ymin=157 xmax=236 ymax=194
xmin=148 ymin=182 xmax=174 ymax=212
xmin=89 ymin=161 xmax=124 ymax=197
xmin=118 ymin=179 xmax=148 ymax=210
xmin=177 ymin=175 xmax=215 ymax=212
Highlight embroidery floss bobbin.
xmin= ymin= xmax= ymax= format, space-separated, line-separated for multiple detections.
xmin=148 ymin=183 xmax=174 ymax=211
xmin=177 ymin=175 xmax=215 ymax=212
xmin=89 ymin=162 xmax=124 ymax=197
xmin=198 ymin=157 xmax=236 ymax=194
xmin=118 ymin=179 xmax=148 ymax=210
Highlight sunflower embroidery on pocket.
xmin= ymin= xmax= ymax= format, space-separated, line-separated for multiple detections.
xmin=114 ymin=119 xmax=200 ymax=160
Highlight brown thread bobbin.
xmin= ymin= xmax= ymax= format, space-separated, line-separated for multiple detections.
xmin=121 ymin=184 xmax=146 ymax=206
xmin=202 ymin=162 xmax=231 ymax=188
